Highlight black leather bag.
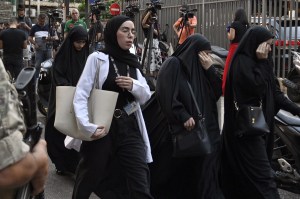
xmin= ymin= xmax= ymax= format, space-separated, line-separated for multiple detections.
xmin=235 ymin=105 xmax=270 ymax=138
xmin=170 ymin=119 xmax=212 ymax=158
xmin=170 ymin=82 xmax=212 ymax=158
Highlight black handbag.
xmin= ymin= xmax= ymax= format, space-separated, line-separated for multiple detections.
xmin=170 ymin=81 xmax=212 ymax=158
xmin=235 ymin=104 xmax=270 ymax=138
xmin=233 ymin=89 xmax=270 ymax=138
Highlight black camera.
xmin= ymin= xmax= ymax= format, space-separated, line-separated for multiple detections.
xmin=146 ymin=0 xmax=162 ymax=14
xmin=124 ymin=4 xmax=139 ymax=18
xmin=47 ymin=9 xmax=63 ymax=21
xmin=179 ymin=8 xmax=197 ymax=21
xmin=90 ymin=0 xmax=106 ymax=15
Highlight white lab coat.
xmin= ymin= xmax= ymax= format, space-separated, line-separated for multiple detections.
xmin=71 ymin=51 xmax=153 ymax=163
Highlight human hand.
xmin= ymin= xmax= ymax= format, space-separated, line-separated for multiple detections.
xmin=184 ymin=117 xmax=195 ymax=131
xmin=256 ymin=42 xmax=270 ymax=59
xmin=91 ymin=127 xmax=107 ymax=139
xmin=198 ymin=51 xmax=213 ymax=70
xmin=31 ymin=139 xmax=49 ymax=196
xmin=115 ymin=76 xmax=133 ymax=91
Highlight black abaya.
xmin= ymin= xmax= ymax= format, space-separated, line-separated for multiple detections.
xmin=155 ymin=34 xmax=224 ymax=199
xmin=45 ymin=26 xmax=89 ymax=173
xmin=221 ymin=26 xmax=300 ymax=199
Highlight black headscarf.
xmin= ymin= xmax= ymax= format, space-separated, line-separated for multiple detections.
xmin=221 ymin=26 xmax=285 ymax=198
xmin=102 ymin=15 xmax=141 ymax=69
xmin=53 ymin=26 xmax=89 ymax=85
xmin=173 ymin=33 xmax=211 ymax=76
xmin=172 ymin=34 xmax=212 ymax=106
xmin=156 ymin=33 xmax=222 ymax=146
xmin=225 ymin=25 xmax=274 ymax=98
xmin=232 ymin=25 xmax=274 ymax=60
xmin=224 ymin=25 xmax=274 ymax=136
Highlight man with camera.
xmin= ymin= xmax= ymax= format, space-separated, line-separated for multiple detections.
xmin=29 ymin=13 xmax=55 ymax=78
xmin=141 ymin=2 xmax=162 ymax=77
xmin=173 ymin=4 xmax=197 ymax=47
xmin=88 ymin=13 xmax=103 ymax=52
xmin=64 ymin=9 xmax=87 ymax=39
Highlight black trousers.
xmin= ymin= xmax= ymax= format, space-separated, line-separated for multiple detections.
xmin=72 ymin=115 xmax=153 ymax=199
xmin=45 ymin=116 xmax=80 ymax=173
xmin=3 ymin=57 xmax=23 ymax=80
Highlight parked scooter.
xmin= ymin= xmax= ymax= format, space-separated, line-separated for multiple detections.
xmin=211 ymin=45 xmax=228 ymax=77
xmin=281 ymin=51 xmax=300 ymax=102
xmin=37 ymin=58 xmax=53 ymax=116
xmin=273 ymin=110 xmax=300 ymax=194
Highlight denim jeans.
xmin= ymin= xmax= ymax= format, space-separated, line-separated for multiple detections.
xmin=35 ymin=49 xmax=52 ymax=78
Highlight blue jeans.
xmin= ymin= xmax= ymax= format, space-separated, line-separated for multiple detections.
xmin=35 ymin=49 xmax=52 ymax=78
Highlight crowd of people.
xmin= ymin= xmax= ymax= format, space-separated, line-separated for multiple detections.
xmin=1 ymin=3 xmax=300 ymax=199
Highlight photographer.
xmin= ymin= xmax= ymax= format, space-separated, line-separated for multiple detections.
xmin=0 ymin=59 xmax=48 ymax=198
xmin=173 ymin=4 xmax=197 ymax=46
xmin=124 ymin=4 xmax=139 ymax=20
xmin=141 ymin=4 xmax=162 ymax=77
xmin=88 ymin=13 xmax=103 ymax=52
xmin=29 ymin=13 xmax=55 ymax=78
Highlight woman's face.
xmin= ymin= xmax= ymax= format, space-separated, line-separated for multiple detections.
xmin=73 ymin=40 xmax=86 ymax=51
xmin=117 ymin=21 xmax=136 ymax=50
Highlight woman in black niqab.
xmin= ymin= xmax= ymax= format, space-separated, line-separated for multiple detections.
xmin=45 ymin=26 xmax=89 ymax=174
xmin=155 ymin=34 xmax=224 ymax=199
xmin=221 ymin=26 xmax=284 ymax=199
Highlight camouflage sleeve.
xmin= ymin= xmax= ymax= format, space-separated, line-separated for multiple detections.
xmin=0 ymin=59 xmax=29 ymax=170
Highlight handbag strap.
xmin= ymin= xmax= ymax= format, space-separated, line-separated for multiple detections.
xmin=93 ymin=60 xmax=101 ymax=89
xmin=186 ymin=81 xmax=204 ymax=120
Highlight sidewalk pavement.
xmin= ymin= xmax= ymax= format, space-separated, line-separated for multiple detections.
xmin=39 ymin=97 xmax=300 ymax=199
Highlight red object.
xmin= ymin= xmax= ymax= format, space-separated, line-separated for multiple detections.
xmin=274 ymin=40 xmax=300 ymax=47
xmin=222 ymin=43 xmax=239 ymax=95
xmin=110 ymin=3 xmax=121 ymax=16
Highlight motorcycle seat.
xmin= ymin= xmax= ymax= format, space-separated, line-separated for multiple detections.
xmin=211 ymin=45 xmax=228 ymax=59
xmin=276 ymin=110 xmax=300 ymax=126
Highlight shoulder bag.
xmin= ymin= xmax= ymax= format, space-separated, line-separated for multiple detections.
xmin=233 ymin=87 xmax=270 ymax=138
xmin=54 ymin=60 xmax=119 ymax=141
xmin=170 ymin=81 xmax=212 ymax=158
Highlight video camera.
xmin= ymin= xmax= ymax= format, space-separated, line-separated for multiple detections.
xmin=47 ymin=9 xmax=63 ymax=22
xmin=179 ymin=7 xmax=197 ymax=21
xmin=124 ymin=4 xmax=139 ymax=18
xmin=146 ymin=0 xmax=162 ymax=14
xmin=90 ymin=0 xmax=106 ymax=15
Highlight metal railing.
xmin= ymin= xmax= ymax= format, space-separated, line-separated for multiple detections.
xmin=126 ymin=0 xmax=299 ymax=77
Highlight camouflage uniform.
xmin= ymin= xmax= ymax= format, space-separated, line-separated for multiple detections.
xmin=0 ymin=58 xmax=29 ymax=198
xmin=0 ymin=57 xmax=28 ymax=170
xmin=0 ymin=59 xmax=29 ymax=199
